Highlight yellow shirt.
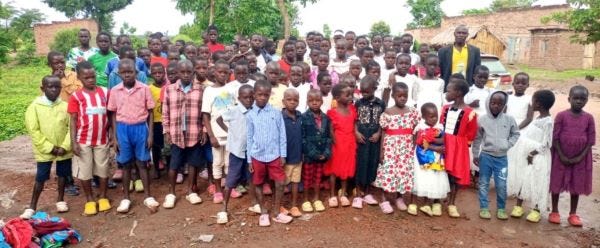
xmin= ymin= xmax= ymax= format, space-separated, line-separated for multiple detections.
xmin=269 ymin=83 xmax=288 ymax=109
xmin=60 ymin=70 xmax=82 ymax=102
xmin=149 ymin=83 xmax=163 ymax=122
xmin=25 ymin=96 xmax=71 ymax=162
xmin=451 ymin=44 xmax=469 ymax=76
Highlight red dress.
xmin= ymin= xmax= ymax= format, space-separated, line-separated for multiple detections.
xmin=440 ymin=104 xmax=478 ymax=186
xmin=325 ymin=105 xmax=357 ymax=179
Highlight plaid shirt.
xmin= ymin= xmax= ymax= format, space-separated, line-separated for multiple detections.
xmin=162 ymin=80 xmax=204 ymax=148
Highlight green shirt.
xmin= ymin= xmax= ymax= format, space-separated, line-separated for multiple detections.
xmin=88 ymin=51 xmax=117 ymax=87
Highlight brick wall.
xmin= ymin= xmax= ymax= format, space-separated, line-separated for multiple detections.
xmin=33 ymin=19 xmax=98 ymax=55
xmin=406 ymin=27 xmax=441 ymax=44
xmin=530 ymin=30 xmax=600 ymax=70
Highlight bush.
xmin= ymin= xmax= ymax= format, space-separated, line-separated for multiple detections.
xmin=16 ymin=43 xmax=44 ymax=65
xmin=49 ymin=28 xmax=79 ymax=56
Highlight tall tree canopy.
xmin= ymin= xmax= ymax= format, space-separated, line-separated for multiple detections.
xmin=369 ymin=21 xmax=391 ymax=36
xmin=544 ymin=0 xmax=600 ymax=44
xmin=42 ymin=0 xmax=133 ymax=31
xmin=406 ymin=0 xmax=443 ymax=29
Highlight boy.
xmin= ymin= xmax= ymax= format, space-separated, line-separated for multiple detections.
xmin=398 ymin=34 xmax=420 ymax=66
xmin=149 ymin=37 xmax=168 ymax=67
xmin=47 ymin=51 xmax=82 ymax=117
xmin=21 ymin=75 xmax=72 ymax=219
xmin=87 ymin=32 xmax=117 ymax=88
xmin=108 ymin=46 xmax=148 ymax=89
xmin=149 ymin=63 xmax=167 ymax=179
xmin=106 ymin=35 xmax=148 ymax=77
xmin=266 ymin=62 xmax=287 ymax=109
xmin=217 ymin=84 xmax=255 ymax=224
xmin=329 ymin=39 xmax=350 ymax=74
xmin=464 ymin=66 xmax=492 ymax=183
xmin=226 ymin=61 xmax=256 ymax=99
xmin=281 ymin=88 xmax=303 ymax=217
xmin=162 ymin=60 xmax=206 ymax=209
xmin=278 ymin=41 xmax=296 ymax=78
xmin=183 ymin=44 xmax=198 ymax=61
xmin=137 ymin=47 xmax=152 ymax=76
xmin=68 ymin=61 xmax=111 ymax=216
xmin=202 ymin=61 xmax=238 ymax=204
xmin=377 ymin=49 xmax=397 ymax=100
xmin=247 ymin=80 xmax=292 ymax=226
xmin=107 ymin=59 xmax=159 ymax=213
xmin=66 ymin=28 xmax=98 ymax=70
xmin=207 ymin=25 xmax=225 ymax=53
xmin=288 ymin=64 xmax=310 ymax=112
xmin=472 ymin=90 xmax=520 ymax=220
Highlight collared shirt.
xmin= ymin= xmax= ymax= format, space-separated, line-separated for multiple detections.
xmin=282 ymin=109 xmax=303 ymax=164
xmin=107 ymin=81 xmax=155 ymax=124
xmin=246 ymin=103 xmax=287 ymax=163
xmin=59 ymin=70 xmax=82 ymax=102
xmin=355 ymin=97 xmax=386 ymax=130
xmin=222 ymin=104 xmax=250 ymax=158
xmin=162 ymin=80 xmax=204 ymax=148
xmin=268 ymin=84 xmax=288 ymax=110
xmin=452 ymin=44 xmax=469 ymax=76
xmin=105 ymin=57 xmax=148 ymax=79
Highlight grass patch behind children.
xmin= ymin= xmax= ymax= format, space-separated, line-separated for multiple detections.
xmin=0 ymin=64 xmax=47 ymax=141
xmin=512 ymin=64 xmax=600 ymax=82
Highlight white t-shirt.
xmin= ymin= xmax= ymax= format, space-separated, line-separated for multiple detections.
xmin=226 ymin=79 xmax=256 ymax=101
xmin=329 ymin=58 xmax=350 ymax=74
xmin=413 ymin=78 xmax=444 ymax=111
xmin=321 ymin=93 xmax=333 ymax=113
xmin=464 ymin=86 xmax=492 ymax=117
xmin=257 ymin=54 xmax=267 ymax=73
xmin=376 ymin=67 xmax=396 ymax=100
xmin=289 ymin=83 xmax=311 ymax=113
xmin=201 ymin=85 xmax=237 ymax=145
xmin=506 ymin=94 xmax=532 ymax=127
xmin=390 ymin=74 xmax=418 ymax=107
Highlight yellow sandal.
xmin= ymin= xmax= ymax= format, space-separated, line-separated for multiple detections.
xmin=84 ymin=202 xmax=97 ymax=216
xmin=98 ymin=198 xmax=111 ymax=212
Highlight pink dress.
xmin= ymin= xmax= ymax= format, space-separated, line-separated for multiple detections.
xmin=324 ymin=106 xmax=357 ymax=179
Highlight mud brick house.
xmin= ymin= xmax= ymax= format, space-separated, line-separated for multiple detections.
xmin=407 ymin=4 xmax=600 ymax=70
xmin=33 ymin=19 xmax=98 ymax=56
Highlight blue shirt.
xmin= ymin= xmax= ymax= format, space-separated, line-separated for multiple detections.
xmin=223 ymin=104 xmax=250 ymax=158
xmin=105 ymin=57 xmax=148 ymax=78
xmin=282 ymin=110 xmax=302 ymax=164
xmin=246 ymin=103 xmax=286 ymax=163
xmin=107 ymin=70 xmax=148 ymax=89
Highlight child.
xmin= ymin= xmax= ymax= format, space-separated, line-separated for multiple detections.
xmin=300 ymin=62 xmax=312 ymax=85
xmin=149 ymin=63 xmax=167 ymax=179
xmin=183 ymin=44 xmax=198 ymax=60
xmin=310 ymin=52 xmax=339 ymax=89
xmin=377 ymin=49 xmax=396 ymax=100
xmin=198 ymin=45 xmax=211 ymax=61
xmin=227 ymin=61 xmax=256 ymax=99
xmin=289 ymin=64 xmax=311 ymax=112
xmin=357 ymin=47 xmax=375 ymax=78
xmin=107 ymin=59 xmax=159 ymax=213
xmin=348 ymin=60 xmax=362 ymax=82
xmin=167 ymin=49 xmax=181 ymax=63
xmin=441 ymin=78 xmax=478 ymax=217
xmin=206 ymin=25 xmax=225 ymax=53
xmin=507 ymin=90 xmax=555 ymax=223
xmin=365 ymin=61 xmax=381 ymax=84
xmin=247 ymin=80 xmax=292 ymax=226
xmin=412 ymin=103 xmax=450 ymax=216
xmin=374 ymin=82 xmax=420 ymax=214
xmin=412 ymin=54 xmax=444 ymax=112
xmin=506 ymin=73 xmax=534 ymax=130
xmin=325 ymin=83 xmax=357 ymax=208
xmin=217 ymin=85 xmax=256 ymax=224
xmin=107 ymin=46 xmax=148 ymax=89
xmin=192 ymin=57 xmax=213 ymax=87
xmin=384 ymin=53 xmax=417 ymax=108
xmin=87 ymin=32 xmax=117 ymax=88
xmin=372 ymin=34 xmax=384 ymax=63
xmin=137 ymin=47 xmax=152 ymax=74
xmin=329 ymin=39 xmax=350 ymax=74
xmin=149 ymin=37 xmax=168 ymax=67
xmin=353 ymin=76 xmax=385 ymax=208
xmin=295 ymin=40 xmax=307 ymax=63
xmin=317 ymin=72 xmax=333 ymax=113
xmin=278 ymin=41 xmax=296 ymax=78
xmin=21 ymin=76 xmax=72 ymax=219
xmin=161 ymin=60 xmax=206 ymax=209
xmin=66 ymin=28 xmax=98 ymax=70
xmin=202 ymin=61 xmax=238 ymax=204
xmin=464 ymin=66 xmax=492 ymax=118
xmin=472 ymin=90 xmax=520 ymax=220
xmin=68 ymin=62 xmax=111 ymax=216
xmin=548 ymin=85 xmax=595 ymax=227
xmin=409 ymin=43 xmax=439 ymax=79
xmin=265 ymin=62 xmax=287 ymax=109
xmin=47 ymin=51 xmax=82 ymax=117
xmin=339 ymin=74 xmax=360 ymax=102
xmin=166 ymin=61 xmax=179 ymax=84
xmin=281 ymin=89 xmax=303 ymax=217
xmin=301 ymin=89 xmax=332 ymax=213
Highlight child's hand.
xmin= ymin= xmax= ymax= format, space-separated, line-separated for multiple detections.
xmin=559 ymin=154 xmax=571 ymax=165
xmin=72 ymin=143 xmax=81 ymax=157
xmin=200 ymin=132 xmax=208 ymax=145
xmin=431 ymin=146 xmax=445 ymax=154
xmin=113 ymin=139 xmax=120 ymax=154
xmin=210 ymin=136 xmax=219 ymax=148
xmin=380 ymin=153 xmax=384 ymax=163
xmin=147 ymin=135 xmax=153 ymax=149
xmin=51 ymin=146 xmax=59 ymax=156
xmin=249 ymin=163 xmax=254 ymax=173
xmin=356 ymin=132 xmax=366 ymax=144
xmin=318 ymin=155 xmax=325 ymax=161
xmin=473 ymin=158 xmax=479 ymax=167
xmin=468 ymin=100 xmax=480 ymax=108
xmin=368 ymin=132 xmax=381 ymax=143
xmin=56 ymin=147 xmax=66 ymax=156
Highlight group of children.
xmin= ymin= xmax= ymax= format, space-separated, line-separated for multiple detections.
xmin=22 ymin=27 xmax=595 ymax=228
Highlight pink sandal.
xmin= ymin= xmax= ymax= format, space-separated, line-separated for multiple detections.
xmin=273 ymin=213 xmax=293 ymax=224
xmin=548 ymin=212 xmax=561 ymax=224
xmin=380 ymin=201 xmax=394 ymax=214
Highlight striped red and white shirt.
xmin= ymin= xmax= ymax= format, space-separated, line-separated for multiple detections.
xmin=68 ymin=87 xmax=109 ymax=146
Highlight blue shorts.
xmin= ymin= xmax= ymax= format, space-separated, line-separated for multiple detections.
xmin=226 ymin=153 xmax=250 ymax=189
xmin=36 ymin=159 xmax=72 ymax=183
xmin=169 ymin=143 xmax=206 ymax=170
xmin=116 ymin=122 xmax=151 ymax=165
xmin=201 ymin=140 xmax=213 ymax=163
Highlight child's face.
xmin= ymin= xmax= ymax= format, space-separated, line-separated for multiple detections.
xmin=320 ymin=40 xmax=330 ymax=52
xmin=178 ymin=63 xmax=194 ymax=84
xmin=401 ymin=36 xmax=412 ymax=53
xmin=312 ymin=36 xmax=323 ymax=49
xmin=167 ymin=67 xmax=178 ymax=83
xmin=426 ymin=57 xmax=439 ymax=76
xmin=489 ymin=92 xmax=506 ymax=116
xmin=238 ymin=89 xmax=254 ymax=109
xmin=168 ymin=52 xmax=180 ymax=63
xmin=474 ymin=70 xmax=489 ymax=89
xmin=239 ymin=40 xmax=250 ymax=53
xmin=118 ymin=37 xmax=132 ymax=49
xmin=78 ymin=30 xmax=90 ymax=46
xmin=317 ymin=55 xmax=329 ymax=71
xmin=318 ymin=76 xmax=332 ymax=95
xmin=266 ymin=67 xmax=280 ymax=85
xmin=350 ymin=63 xmax=362 ymax=78
xmin=251 ymin=35 xmax=263 ymax=51
xmin=360 ymin=83 xmax=375 ymax=100
xmin=97 ymin=35 xmax=111 ymax=53
xmin=194 ymin=60 xmax=208 ymax=80
xmin=335 ymin=42 xmax=346 ymax=59
xmin=393 ymin=40 xmax=402 ymax=53
xmin=393 ymin=88 xmax=409 ymax=108
xmin=336 ymin=86 xmax=353 ymax=105
xmin=341 ymin=78 xmax=356 ymax=91
xmin=78 ymin=68 xmax=97 ymax=89
xmin=367 ymin=66 xmax=381 ymax=79
xmin=283 ymin=92 xmax=299 ymax=111
xmin=49 ymin=55 xmax=66 ymax=74
xmin=307 ymin=92 xmax=323 ymax=112
xmin=198 ymin=47 xmax=210 ymax=60
xmin=384 ymin=51 xmax=396 ymax=68
xmin=224 ymin=45 xmax=234 ymax=56
xmin=512 ymin=75 xmax=529 ymax=95
xmin=423 ymin=107 xmax=439 ymax=127
xmin=184 ymin=46 xmax=197 ymax=60
xmin=234 ymin=65 xmax=249 ymax=83
xmin=419 ymin=46 xmax=430 ymax=61
xmin=396 ymin=56 xmax=411 ymax=75
xmin=254 ymin=86 xmax=270 ymax=108
xmin=360 ymin=51 xmax=374 ymax=67
xmin=568 ymin=88 xmax=588 ymax=112
xmin=151 ymin=65 xmax=165 ymax=84
xmin=138 ymin=49 xmax=151 ymax=65
xmin=295 ymin=41 xmax=306 ymax=58
xmin=310 ymin=50 xmax=320 ymax=66
xmin=121 ymin=51 xmax=136 ymax=60
xmin=383 ymin=37 xmax=393 ymax=50
xmin=445 ymin=83 xmax=459 ymax=102
xmin=42 ymin=78 xmax=61 ymax=102
xmin=160 ymin=37 xmax=170 ymax=50
xmin=290 ymin=66 xmax=303 ymax=84
xmin=306 ymin=34 xmax=315 ymax=48
xmin=372 ymin=36 xmax=382 ymax=51
xmin=355 ymin=38 xmax=368 ymax=50
xmin=175 ymin=41 xmax=185 ymax=51
xmin=150 ymin=39 xmax=161 ymax=54
xmin=246 ymin=55 xmax=257 ymax=71
xmin=208 ymin=30 xmax=218 ymax=43
xmin=302 ymin=65 xmax=311 ymax=81
xmin=345 ymin=34 xmax=355 ymax=49
xmin=207 ymin=65 xmax=216 ymax=82
xmin=118 ymin=63 xmax=136 ymax=85
xmin=284 ymin=44 xmax=295 ymax=61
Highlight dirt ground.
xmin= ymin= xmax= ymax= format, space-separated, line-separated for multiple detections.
xmin=1 ymin=83 xmax=599 ymax=247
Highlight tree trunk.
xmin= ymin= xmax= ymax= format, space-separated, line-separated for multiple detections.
xmin=209 ymin=0 xmax=215 ymax=25
xmin=276 ymin=0 xmax=290 ymax=39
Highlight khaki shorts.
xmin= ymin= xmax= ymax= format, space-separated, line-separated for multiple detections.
xmin=284 ymin=163 xmax=302 ymax=184
xmin=212 ymin=146 xmax=229 ymax=180
xmin=73 ymin=144 xmax=110 ymax=180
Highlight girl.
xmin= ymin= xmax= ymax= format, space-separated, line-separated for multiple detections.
xmin=549 ymin=85 xmax=595 ymax=227
xmin=413 ymin=103 xmax=450 ymax=216
xmin=318 ymin=72 xmax=334 ymax=113
xmin=413 ymin=54 xmax=444 ymax=112
xmin=441 ymin=78 xmax=478 ymax=218
xmin=310 ymin=52 xmax=339 ymax=89
xmin=374 ymin=82 xmax=420 ymax=214
xmin=339 ymin=74 xmax=361 ymax=103
xmin=384 ymin=54 xmax=417 ymax=108
xmin=507 ymin=90 xmax=555 ymax=223
xmin=409 ymin=43 xmax=440 ymax=79
xmin=506 ymin=72 xmax=534 ymax=130
xmin=325 ymin=83 xmax=357 ymax=208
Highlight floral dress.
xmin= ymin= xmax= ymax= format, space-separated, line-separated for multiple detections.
xmin=374 ymin=109 xmax=420 ymax=193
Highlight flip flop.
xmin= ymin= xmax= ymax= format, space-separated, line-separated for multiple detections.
xmin=259 ymin=214 xmax=270 ymax=227
xmin=217 ymin=211 xmax=228 ymax=224
xmin=163 ymin=194 xmax=176 ymax=209
xmin=273 ymin=213 xmax=293 ymax=224
xmin=117 ymin=199 xmax=131 ymax=213
xmin=56 ymin=201 xmax=69 ymax=213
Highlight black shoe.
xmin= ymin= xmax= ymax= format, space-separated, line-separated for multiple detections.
xmin=65 ymin=185 xmax=80 ymax=196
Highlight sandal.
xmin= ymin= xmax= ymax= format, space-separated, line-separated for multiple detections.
xmin=98 ymin=198 xmax=111 ymax=212
xmin=568 ymin=214 xmax=582 ymax=227
xmin=163 ymin=194 xmax=176 ymax=209
xmin=259 ymin=213 xmax=270 ymax=227
xmin=407 ymin=204 xmax=418 ymax=216
xmin=56 ymin=201 xmax=69 ymax=213
xmin=395 ymin=198 xmax=408 ymax=211
xmin=339 ymin=196 xmax=350 ymax=207
xmin=20 ymin=208 xmax=35 ymax=219
xmin=526 ymin=210 xmax=541 ymax=223
xmin=290 ymin=207 xmax=302 ymax=217
xmin=432 ymin=203 xmax=442 ymax=216
xmin=448 ymin=205 xmax=461 ymax=218
xmin=134 ymin=180 xmax=144 ymax=192
xmin=186 ymin=193 xmax=202 ymax=205
xmin=419 ymin=205 xmax=433 ymax=216
xmin=248 ymin=204 xmax=261 ymax=214
xmin=273 ymin=213 xmax=293 ymax=224
xmin=548 ymin=212 xmax=560 ymax=224
xmin=84 ymin=201 xmax=97 ymax=216
xmin=144 ymin=197 xmax=160 ymax=213
xmin=117 ymin=199 xmax=131 ymax=213
xmin=217 ymin=211 xmax=228 ymax=224
xmin=112 ymin=169 xmax=123 ymax=181
xmin=302 ymin=201 xmax=314 ymax=212
xmin=313 ymin=200 xmax=325 ymax=212
xmin=328 ymin=197 xmax=338 ymax=208
xmin=380 ymin=201 xmax=394 ymax=214
xmin=363 ymin=194 xmax=379 ymax=205
xmin=352 ymin=197 xmax=363 ymax=209
xmin=213 ymin=192 xmax=224 ymax=204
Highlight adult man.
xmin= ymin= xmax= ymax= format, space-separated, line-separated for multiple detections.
xmin=66 ymin=29 xmax=99 ymax=70
xmin=438 ymin=25 xmax=481 ymax=90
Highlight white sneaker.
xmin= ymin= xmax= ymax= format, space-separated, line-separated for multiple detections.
xmin=163 ymin=194 xmax=176 ymax=209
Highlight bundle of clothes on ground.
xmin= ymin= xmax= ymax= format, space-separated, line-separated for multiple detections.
xmin=0 ymin=212 xmax=81 ymax=248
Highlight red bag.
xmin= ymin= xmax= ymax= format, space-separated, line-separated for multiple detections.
xmin=2 ymin=218 xmax=33 ymax=248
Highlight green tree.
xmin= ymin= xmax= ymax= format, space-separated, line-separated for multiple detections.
xmin=462 ymin=8 xmax=491 ymax=15
xmin=490 ymin=0 xmax=533 ymax=11
xmin=543 ymin=0 xmax=600 ymax=44
xmin=50 ymin=28 xmax=79 ymax=55
xmin=369 ymin=21 xmax=391 ymax=36
xmin=42 ymin=0 xmax=133 ymax=31
xmin=322 ymin=24 xmax=331 ymax=39
xmin=406 ymin=0 xmax=443 ymax=29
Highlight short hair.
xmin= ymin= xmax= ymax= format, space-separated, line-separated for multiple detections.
xmin=212 ymin=50 xmax=226 ymax=62
xmin=306 ymin=31 xmax=316 ymax=37
xmin=283 ymin=40 xmax=296 ymax=49
xmin=392 ymin=82 xmax=409 ymax=94
xmin=355 ymin=35 xmax=368 ymax=44
xmin=532 ymin=90 xmax=555 ymax=110
xmin=490 ymin=91 xmax=508 ymax=105
xmin=474 ymin=65 xmax=490 ymax=74
xmin=425 ymin=53 xmax=439 ymax=63
xmin=119 ymin=45 xmax=134 ymax=56
xmin=514 ymin=72 xmax=530 ymax=81
xmin=284 ymin=88 xmax=299 ymax=97
xmin=42 ymin=75 xmax=60 ymax=86
xmin=118 ymin=58 xmax=136 ymax=71
xmin=167 ymin=61 xmax=178 ymax=70
xmin=396 ymin=53 xmax=411 ymax=63
xmin=150 ymin=62 xmax=165 ymax=70
xmin=331 ymin=83 xmax=349 ymax=98
xmin=191 ymin=57 xmax=208 ymax=67
xmin=96 ymin=31 xmax=112 ymax=41
xmin=207 ymin=24 xmax=218 ymax=32
xmin=357 ymin=47 xmax=374 ymax=57
xmin=254 ymin=79 xmax=272 ymax=91
xmin=307 ymin=88 xmax=323 ymax=98
xmin=238 ymin=84 xmax=254 ymax=95
xmin=360 ymin=75 xmax=378 ymax=89
xmin=450 ymin=78 xmax=470 ymax=96
xmin=420 ymin=102 xmax=437 ymax=115
xmin=569 ymin=84 xmax=589 ymax=96
xmin=79 ymin=28 xmax=90 ymax=34
xmin=400 ymin=33 xmax=413 ymax=40
xmin=450 ymin=73 xmax=465 ymax=81
xmin=116 ymin=34 xmax=130 ymax=44
xmin=75 ymin=61 xmax=93 ymax=74
xmin=47 ymin=51 xmax=63 ymax=63
xmin=345 ymin=31 xmax=356 ymax=36
xmin=365 ymin=60 xmax=380 ymax=72
xmin=317 ymin=72 xmax=331 ymax=83
xmin=252 ymin=73 xmax=267 ymax=81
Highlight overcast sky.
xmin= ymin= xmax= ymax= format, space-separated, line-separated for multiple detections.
xmin=8 ymin=0 xmax=567 ymax=36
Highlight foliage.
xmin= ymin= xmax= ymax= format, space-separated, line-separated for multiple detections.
xmin=490 ymin=0 xmax=533 ymax=11
xmin=119 ymin=22 xmax=136 ymax=35
xmin=462 ymin=8 xmax=491 ymax=16
xmin=412 ymin=39 xmax=420 ymax=53
xmin=513 ymin=64 xmax=600 ymax=81
xmin=322 ymin=24 xmax=331 ymax=39
xmin=42 ymin=0 xmax=133 ymax=31
xmin=16 ymin=43 xmax=44 ymax=65
xmin=406 ymin=0 xmax=443 ymax=29
xmin=543 ymin=0 xmax=600 ymax=44
xmin=369 ymin=21 xmax=391 ymax=36
xmin=172 ymin=34 xmax=193 ymax=43
xmin=49 ymin=28 xmax=79 ymax=56
xmin=0 ymin=2 xmax=45 ymax=64
xmin=0 ymin=64 xmax=48 ymax=141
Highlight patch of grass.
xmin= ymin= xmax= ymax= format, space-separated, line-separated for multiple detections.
xmin=512 ymin=64 xmax=600 ymax=82
xmin=0 ymin=64 xmax=49 ymax=141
